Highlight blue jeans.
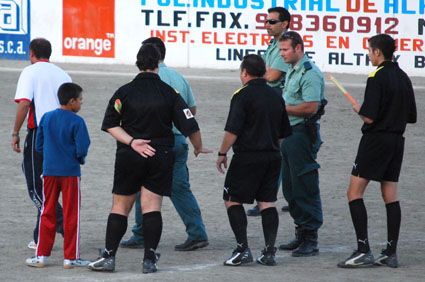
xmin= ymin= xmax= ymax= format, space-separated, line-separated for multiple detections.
xmin=281 ymin=124 xmax=323 ymax=231
xmin=131 ymin=134 xmax=208 ymax=242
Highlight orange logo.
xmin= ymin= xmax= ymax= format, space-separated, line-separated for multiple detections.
xmin=62 ymin=0 xmax=115 ymax=58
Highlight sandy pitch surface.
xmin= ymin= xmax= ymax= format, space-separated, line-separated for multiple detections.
xmin=1 ymin=60 xmax=424 ymax=282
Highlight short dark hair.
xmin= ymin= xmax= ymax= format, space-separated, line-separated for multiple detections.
xmin=142 ymin=37 xmax=166 ymax=61
xmin=29 ymin=38 xmax=52 ymax=59
xmin=279 ymin=31 xmax=304 ymax=52
xmin=368 ymin=34 xmax=396 ymax=60
xmin=240 ymin=54 xmax=266 ymax=77
xmin=268 ymin=7 xmax=291 ymax=27
xmin=135 ymin=43 xmax=160 ymax=71
xmin=58 ymin=83 xmax=83 ymax=106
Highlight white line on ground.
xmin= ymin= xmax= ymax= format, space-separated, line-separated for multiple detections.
xmin=2 ymin=67 xmax=425 ymax=89
xmin=164 ymin=262 xmax=218 ymax=272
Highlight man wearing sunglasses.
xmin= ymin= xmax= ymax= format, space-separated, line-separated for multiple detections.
xmin=247 ymin=6 xmax=291 ymax=217
xmin=277 ymin=31 xmax=325 ymax=257
xmin=263 ymin=7 xmax=291 ymax=91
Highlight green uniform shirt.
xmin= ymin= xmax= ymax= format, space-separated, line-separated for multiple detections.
xmin=159 ymin=62 xmax=196 ymax=135
xmin=283 ymin=55 xmax=325 ymax=126
xmin=262 ymin=38 xmax=289 ymax=88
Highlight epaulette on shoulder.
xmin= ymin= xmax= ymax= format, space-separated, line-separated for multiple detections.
xmin=302 ymin=61 xmax=312 ymax=75
xmin=231 ymin=85 xmax=248 ymax=99
xmin=368 ymin=66 xmax=384 ymax=78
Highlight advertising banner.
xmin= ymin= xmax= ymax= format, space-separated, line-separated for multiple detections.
xmin=5 ymin=0 xmax=424 ymax=76
xmin=0 ymin=0 xmax=30 ymax=60
xmin=129 ymin=0 xmax=425 ymax=75
xmin=62 ymin=0 xmax=115 ymax=58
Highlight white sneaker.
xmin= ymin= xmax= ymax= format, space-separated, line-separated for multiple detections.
xmin=64 ymin=258 xmax=90 ymax=269
xmin=27 ymin=240 xmax=37 ymax=250
xmin=26 ymin=256 xmax=48 ymax=267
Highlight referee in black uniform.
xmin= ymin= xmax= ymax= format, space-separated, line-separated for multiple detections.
xmin=88 ymin=43 xmax=211 ymax=273
xmin=217 ymin=54 xmax=291 ymax=266
xmin=338 ymin=34 xmax=417 ymax=269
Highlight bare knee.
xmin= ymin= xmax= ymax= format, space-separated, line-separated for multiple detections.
xmin=224 ymin=200 xmax=242 ymax=210
xmin=347 ymin=176 xmax=369 ymax=202
xmin=347 ymin=187 xmax=363 ymax=202
xmin=111 ymin=193 xmax=138 ymax=216
xmin=381 ymin=182 xmax=398 ymax=204
xmin=258 ymin=201 xmax=275 ymax=211
xmin=141 ymin=187 xmax=163 ymax=213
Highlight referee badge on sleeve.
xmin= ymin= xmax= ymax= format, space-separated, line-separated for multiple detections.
xmin=114 ymin=99 xmax=122 ymax=114
xmin=183 ymin=108 xmax=194 ymax=119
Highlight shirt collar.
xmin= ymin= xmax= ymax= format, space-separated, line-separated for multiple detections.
xmin=290 ymin=55 xmax=309 ymax=73
xmin=245 ymin=78 xmax=267 ymax=86
xmin=135 ymin=72 xmax=160 ymax=80
xmin=269 ymin=33 xmax=284 ymax=45
xmin=378 ymin=60 xmax=396 ymax=68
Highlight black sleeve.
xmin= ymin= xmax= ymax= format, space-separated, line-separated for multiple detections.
xmin=172 ymin=94 xmax=199 ymax=137
xmin=224 ymin=93 xmax=245 ymax=136
xmin=101 ymin=90 xmax=124 ymax=132
xmin=406 ymin=79 xmax=417 ymax=124
xmin=359 ymin=77 xmax=381 ymax=121
xmin=279 ymin=98 xmax=292 ymax=138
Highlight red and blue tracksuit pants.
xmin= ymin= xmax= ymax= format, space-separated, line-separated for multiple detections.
xmin=36 ymin=176 xmax=81 ymax=260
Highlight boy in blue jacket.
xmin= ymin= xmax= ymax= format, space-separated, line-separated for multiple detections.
xmin=26 ymin=82 xmax=91 ymax=269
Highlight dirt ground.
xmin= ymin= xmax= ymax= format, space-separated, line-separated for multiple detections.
xmin=0 ymin=60 xmax=424 ymax=282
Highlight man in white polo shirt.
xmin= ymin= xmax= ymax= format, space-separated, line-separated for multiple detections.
xmin=11 ymin=38 xmax=72 ymax=249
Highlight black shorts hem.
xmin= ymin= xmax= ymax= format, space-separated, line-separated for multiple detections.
xmin=144 ymin=184 xmax=171 ymax=197
xmin=351 ymin=172 xmax=400 ymax=183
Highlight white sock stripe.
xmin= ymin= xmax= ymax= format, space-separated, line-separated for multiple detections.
xmin=76 ymin=177 xmax=81 ymax=259
xmin=36 ymin=175 xmax=46 ymax=256
xmin=30 ymin=131 xmax=43 ymax=205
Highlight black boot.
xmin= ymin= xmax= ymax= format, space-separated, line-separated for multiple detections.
xmin=292 ymin=229 xmax=319 ymax=257
xmin=279 ymin=226 xmax=303 ymax=251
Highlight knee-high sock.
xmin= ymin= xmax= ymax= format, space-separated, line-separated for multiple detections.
xmin=143 ymin=211 xmax=162 ymax=261
xmin=261 ymin=207 xmax=279 ymax=250
xmin=104 ymin=213 xmax=128 ymax=257
xmin=227 ymin=205 xmax=248 ymax=251
xmin=349 ymin=199 xmax=370 ymax=253
xmin=386 ymin=201 xmax=401 ymax=255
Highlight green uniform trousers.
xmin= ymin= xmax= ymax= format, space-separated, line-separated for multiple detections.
xmin=281 ymin=124 xmax=323 ymax=231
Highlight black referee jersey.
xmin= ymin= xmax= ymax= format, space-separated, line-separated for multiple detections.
xmin=224 ymin=78 xmax=292 ymax=153
xmin=359 ymin=61 xmax=417 ymax=135
xmin=102 ymin=72 xmax=199 ymax=147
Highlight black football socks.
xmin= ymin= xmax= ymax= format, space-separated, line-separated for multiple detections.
xmin=349 ymin=198 xmax=370 ymax=253
xmin=261 ymin=207 xmax=279 ymax=251
xmin=143 ymin=211 xmax=163 ymax=261
xmin=104 ymin=213 xmax=128 ymax=258
xmin=227 ymin=205 xmax=248 ymax=251
xmin=385 ymin=201 xmax=401 ymax=255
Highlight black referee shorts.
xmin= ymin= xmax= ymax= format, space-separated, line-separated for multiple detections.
xmin=223 ymin=152 xmax=281 ymax=204
xmin=112 ymin=146 xmax=174 ymax=196
xmin=351 ymin=133 xmax=404 ymax=182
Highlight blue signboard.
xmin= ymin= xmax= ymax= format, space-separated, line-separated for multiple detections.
xmin=0 ymin=0 xmax=30 ymax=60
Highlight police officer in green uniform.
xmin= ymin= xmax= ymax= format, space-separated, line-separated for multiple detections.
xmin=247 ymin=6 xmax=291 ymax=217
xmin=263 ymin=7 xmax=290 ymax=92
xmin=277 ymin=31 xmax=325 ymax=257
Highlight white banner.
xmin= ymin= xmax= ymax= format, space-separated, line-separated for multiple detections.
xmin=30 ymin=0 xmax=425 ymax=76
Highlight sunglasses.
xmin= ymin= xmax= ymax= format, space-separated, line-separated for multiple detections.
xmin=265 ymin=19 xmax=282 ymax=25
xmin=281 ymin=32 xmax=297 ymax=39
